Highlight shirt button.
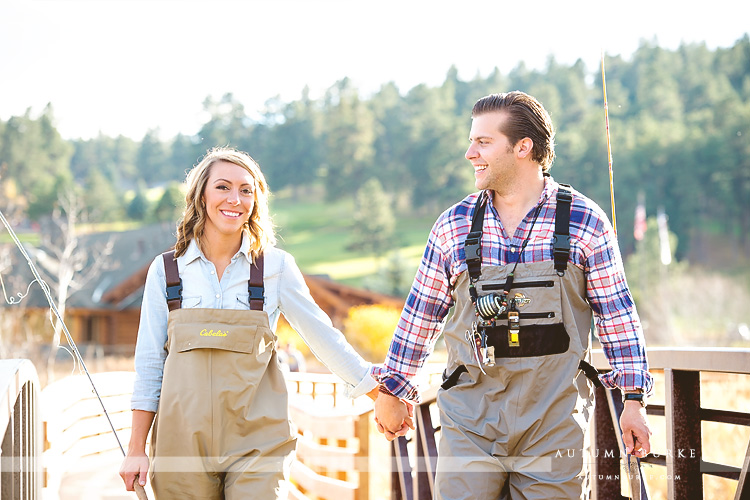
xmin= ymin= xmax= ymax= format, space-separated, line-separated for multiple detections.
xmin=510 ymin=247 xmax=516 ymax=253
xmin=210 ymin=270 xmax=215 ymax=275
xmin=216 ymin=294 xmax=220 ymax=299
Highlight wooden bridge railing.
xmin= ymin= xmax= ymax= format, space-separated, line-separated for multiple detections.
xmin=38 ymin=369 xmax=385 ymax=500
xmin=0 ymin=359 xmax=42 ymax=500
xmin=390 ymin=347 xmax=750 ymax=500
xmin=592 ymin=347 xmax=750 ymax=500
xmin=41 ymin=371 xmax=135 ymax=498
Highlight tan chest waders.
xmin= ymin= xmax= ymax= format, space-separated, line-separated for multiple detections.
xmin=435 ymin=188 xmax=599 ymax=500
xmin=149 ymin=252 xmax=296 ymax=499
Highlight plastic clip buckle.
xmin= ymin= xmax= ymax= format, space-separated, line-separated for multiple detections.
xmin=166 ymin=283 xmax=183 ymax=302
xmin=248 ymin=286 xmax=264 ymax=301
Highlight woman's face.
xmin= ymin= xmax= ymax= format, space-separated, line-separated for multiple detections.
xmin=201 ymin=160 xmax=256 ymax=240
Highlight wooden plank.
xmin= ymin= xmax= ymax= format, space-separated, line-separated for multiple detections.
xmin=49 ymin=395 xmax=131 ymax=436
xmin=591 ymin=348 xmax=750 ymax=375
xmin=295 ymin=433 xmax=357 ymax=471
xmin=288 ymin=485 xmax=310 ymax=500
xmin=50 ymin=412 xmax=131 ymax=455
xmin=290 ymin=459 xmax=356 ymax=500
xmin=289 ymin=405 xmax=356 ymax=441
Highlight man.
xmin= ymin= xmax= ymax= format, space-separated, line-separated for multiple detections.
xmin=373 ymin=91 xmax=652 ymax=499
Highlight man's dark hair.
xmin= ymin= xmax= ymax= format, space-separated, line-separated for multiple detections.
xmin=472 ymin=91 xmax=556 ymax=172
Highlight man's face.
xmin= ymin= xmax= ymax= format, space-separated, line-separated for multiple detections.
xmin=465 ymin=111 xmax=517 ymax=192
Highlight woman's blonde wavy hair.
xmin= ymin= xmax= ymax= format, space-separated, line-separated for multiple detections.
xmin=174 ymin=146 xmax=276 ymax=259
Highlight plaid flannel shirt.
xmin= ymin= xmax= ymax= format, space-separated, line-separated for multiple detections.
xmin=372 ymin=177 xmax=653 ymax=402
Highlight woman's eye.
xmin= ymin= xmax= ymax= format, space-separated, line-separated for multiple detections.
xmin=242 ymin=189 xmax=253 ymax=195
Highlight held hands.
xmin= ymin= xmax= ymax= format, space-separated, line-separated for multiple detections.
xmin=620 ymin=401 xmax=652 ymax=458
xmin=374 ymin=390 xmax=415 ymax=441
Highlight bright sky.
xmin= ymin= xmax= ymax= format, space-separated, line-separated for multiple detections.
xmin=1 ymin=0 xmax=748 ymax=141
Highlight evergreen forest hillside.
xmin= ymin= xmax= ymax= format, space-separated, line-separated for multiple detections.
xmin=2 ymin=37 xmax=750 ymax=346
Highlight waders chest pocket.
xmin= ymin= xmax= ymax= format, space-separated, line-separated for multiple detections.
xmin=485 ymin=323 xmax=569 ymax=357
xmin=173 ymin=323 xmax=260 ymax=354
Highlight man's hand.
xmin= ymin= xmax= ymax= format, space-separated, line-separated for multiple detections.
xmin=620 ymin=401 xmax=652 ymax=457
xmin=374 ymin=390 xmax=415 ymax=441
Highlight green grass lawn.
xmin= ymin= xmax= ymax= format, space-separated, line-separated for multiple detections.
xmin=270 ymin=195 xmax=437 ymax=288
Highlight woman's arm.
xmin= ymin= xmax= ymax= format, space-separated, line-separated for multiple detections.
xmin=277 ymin=251 xmax=378 ymax=398
xmin=119 ymin=410 xmax=155 ymax=490
xmin=122 ymin=256 xmax=169 ymax=490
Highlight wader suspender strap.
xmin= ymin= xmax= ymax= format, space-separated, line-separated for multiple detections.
xmin=161 ymin=250 xmax=265 ymax=311
xmin=248 ymin=255 xmax=264 ymax=311
xmin=553 ymin=185 xmax=573 ymax=275
xmin=465 ymin=196 xmax=487 ymax=281
xmin=163 ymin=250 xmax=182 ymax=311
xmin=550 ymin=186 xmax=603 ymax=386
xmin=465 ymin=195 xmax=488 ymax=302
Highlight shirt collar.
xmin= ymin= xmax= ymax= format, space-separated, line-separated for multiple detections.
xmin=181 ymin=231 xmax=252 ymax=265
xmin=540 ymin=174 xmax=556 ymax=204
xmin=183 ymin=239 xmax=203 ymax=265
xmin=237 ymin=231 xmax=252 ymax=262
xmin=481 ymin=175 xmax=557 ymax=207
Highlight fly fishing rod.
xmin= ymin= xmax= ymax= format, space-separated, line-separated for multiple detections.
xmin=0 ymin=207 xmax=148 ymax=499
xmin=601 ymin=51 xmax=644 ymax=500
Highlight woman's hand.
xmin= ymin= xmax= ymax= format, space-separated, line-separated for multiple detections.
xmin=119 ymin=450 xmax=149 ymax=491
xmin=120 ymin=410 xmax=156 ymax=492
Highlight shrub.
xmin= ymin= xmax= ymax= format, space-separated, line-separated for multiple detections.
xmin=343 ymin=304 xmax=401 ymax=361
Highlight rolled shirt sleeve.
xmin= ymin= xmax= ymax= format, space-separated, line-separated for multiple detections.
xmin=584 ymin=219 xmax=654 ymax=395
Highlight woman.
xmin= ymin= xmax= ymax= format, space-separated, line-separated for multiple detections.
xmin=119 ymin=147 xmax=379 ymax=499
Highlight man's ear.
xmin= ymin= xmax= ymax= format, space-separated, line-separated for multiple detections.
xmin=516 ymin=137 xmax=533 ymax=159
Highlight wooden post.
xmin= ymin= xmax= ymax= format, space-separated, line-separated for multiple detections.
xmin=413 ymin=404 xmax=436 ymax=500
xmin=665 ymin=368 xmax=702 ymax=500
xmin=354 ymin=412 xmax=370 ymax=500
xmin=391 ymin=437 xmax=412 ymax=500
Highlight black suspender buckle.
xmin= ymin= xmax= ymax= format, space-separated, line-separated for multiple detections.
xmin=465 ymin=230 xmax=483 ymax=281
xmin=166 ymin=282 xmax=183 ymax=302
xmin=552 ymin=234 xmax=571 ymax=256
xmin=248 ymin=285 xmax=265 ymax=301
xmin=556 ymin=188 xmax=572 ymax=205
xmin=465 ymin=231 xmax=482 ymax=261
xmin=553 ymin=186 xmax=573 ymax=276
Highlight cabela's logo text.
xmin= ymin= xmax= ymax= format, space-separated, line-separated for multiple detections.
xmin=200 ymin=329 xmax=229 ymax=337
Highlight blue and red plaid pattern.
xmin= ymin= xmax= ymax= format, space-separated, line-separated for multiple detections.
xmin=373 ymin=178 xmax=653 ymax=401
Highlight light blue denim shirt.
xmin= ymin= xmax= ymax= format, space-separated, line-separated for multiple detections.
xmin=131 ymin=235 xmax=377 ymax=412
